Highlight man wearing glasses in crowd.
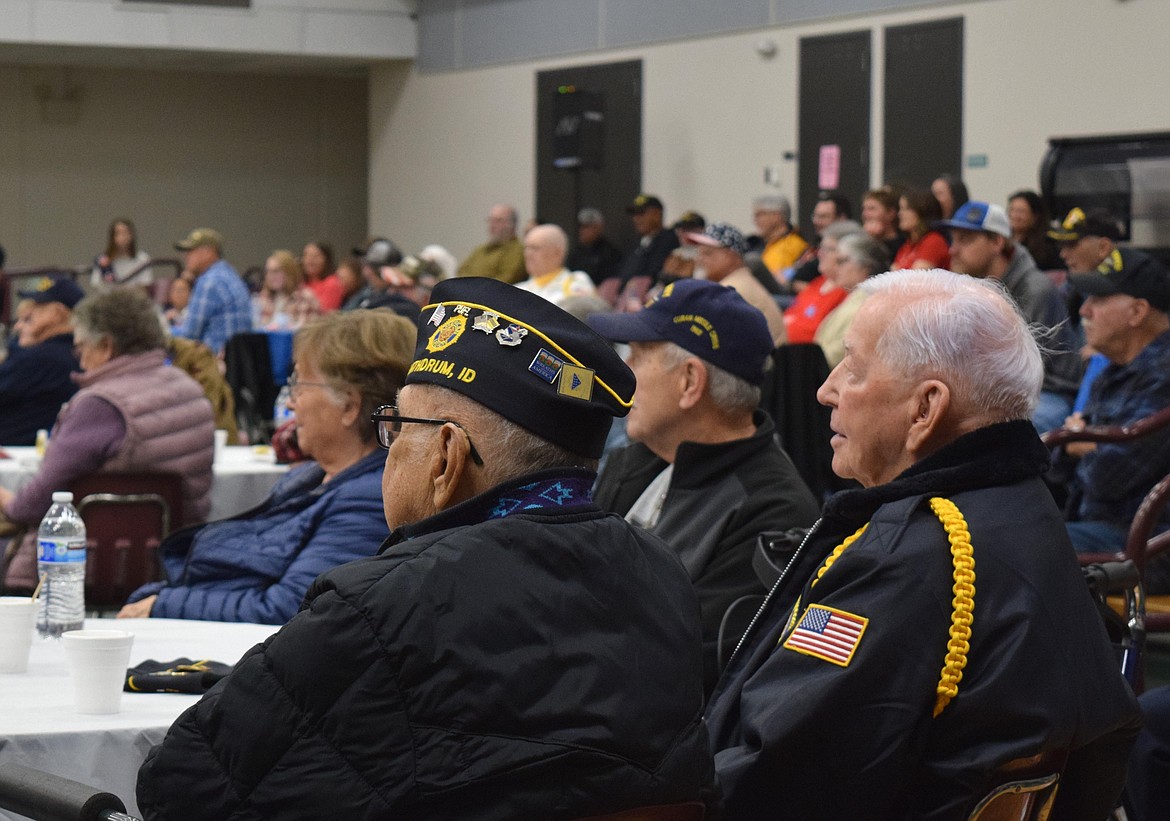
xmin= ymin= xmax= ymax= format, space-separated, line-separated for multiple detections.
xmin=137 ymin=277 xmax=715 ymax=819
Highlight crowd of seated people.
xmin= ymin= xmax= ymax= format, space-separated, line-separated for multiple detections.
xmin=3 ymin=176 xmax=1170 ymax=819
xmin=121 ymin=264 xmax=1140 ymax=818
xmin=251 ymin=249 xmax=323 ymax=331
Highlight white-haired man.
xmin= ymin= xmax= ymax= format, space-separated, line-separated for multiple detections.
xmin=750 ymin=194 xmax=808 ymax=275
xmin=1062 ymin=248 xmax=1170 ymax=585
xmin=705 ymin=269 xmax=1140 ymax=820
xmin=516 ymin=223 xmax=596 ymax=306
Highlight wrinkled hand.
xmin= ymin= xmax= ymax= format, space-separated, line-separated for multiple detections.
xmin=117 ymin=595 xmax=157 ymax=619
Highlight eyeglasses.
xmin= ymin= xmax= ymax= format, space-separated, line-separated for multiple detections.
xmin=287 ymin=371 xmax=334 ymax=398
xmin=371 ymin=404 xmax=484 ymax=466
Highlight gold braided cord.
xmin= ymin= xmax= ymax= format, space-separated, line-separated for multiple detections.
xmin=928 ymin=497 xmax=976 ymax=718
xmin=811 ymin=524 xmax=868 ymax=588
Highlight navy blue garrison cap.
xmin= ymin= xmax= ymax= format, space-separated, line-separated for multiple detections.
xmin=405 ymin=277 xmax=634 ymax=458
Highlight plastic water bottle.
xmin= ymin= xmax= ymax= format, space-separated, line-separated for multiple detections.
xmin=36 ymin=491 xmax=87 ymax=638
xmin=273 ymin=384 xmax=294 ymax=427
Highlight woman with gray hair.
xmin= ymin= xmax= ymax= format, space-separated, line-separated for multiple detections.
xmin=814 ymin=231 xmax=891 ymax=367
xmin=0 ymin=286 xmax=215 ymax=589
xmin=781 ymin=219 xmax=863 ymax=343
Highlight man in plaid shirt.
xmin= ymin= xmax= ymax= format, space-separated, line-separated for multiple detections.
xmin=173 ymin=228 xmax=252 ymax=355
xmin=1064 ymin=247 xmax=1170 ymax=590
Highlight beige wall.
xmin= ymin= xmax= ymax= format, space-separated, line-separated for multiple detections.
xmin=370 ymin=0 xmax=1170 ymax=261
xmin=0 ymin=0 xmax=415 ymax=60
xmin=0 ymin=64 xmax=369 ymax=272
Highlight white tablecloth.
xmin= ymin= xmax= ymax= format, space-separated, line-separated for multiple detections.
xmin=0 ymin=445 xmax=289 ymax=521
xmin=0 ymin=617 xmax=278 ymax=820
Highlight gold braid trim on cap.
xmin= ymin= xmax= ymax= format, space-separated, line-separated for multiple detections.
xmin=928 ymin=496 xmax=975 ymax=718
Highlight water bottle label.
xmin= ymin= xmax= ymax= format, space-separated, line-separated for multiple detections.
xmin=38 ymin=538 xmax=86 ymax=563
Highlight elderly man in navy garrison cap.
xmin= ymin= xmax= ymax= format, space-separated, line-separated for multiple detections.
xmin=138 ymin=277 xmax=716 ymax=820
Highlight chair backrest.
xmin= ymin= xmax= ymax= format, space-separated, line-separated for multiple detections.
xmin=574 ymin=802 xmax=705 ymax=821
xmin=759 ymin=343 xmax=841 ymax=500
xmin=224 ymin=331 xmax=278 ymax=444
xmin=967 ymin=750 xmax=1066 ymax=821
xmin=69 ymin=471 xmax=183 ymax=610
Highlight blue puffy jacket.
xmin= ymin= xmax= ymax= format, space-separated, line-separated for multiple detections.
xmin=127 ymin=450 xmax=387 ymax=623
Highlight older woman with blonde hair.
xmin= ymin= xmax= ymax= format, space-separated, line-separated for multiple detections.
xmin=252 ymin=249 xmax=322 ymax=331
xmin=119 ymin=308 xmax=416 ymax=623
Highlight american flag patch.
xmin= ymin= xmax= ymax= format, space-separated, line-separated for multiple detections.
xmin=782 ymin=604 xmax=867 ymax=667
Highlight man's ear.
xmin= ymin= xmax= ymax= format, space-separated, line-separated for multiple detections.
xmin=1130 ymin=298 xmax=1153 ymax=328
xmin=677 ymin=358 xmax=708 ymax=411
xmin=905 ymin=379 xmax=951 ymax=456
xmin=431 ymin=422 xmax=474 ymax=510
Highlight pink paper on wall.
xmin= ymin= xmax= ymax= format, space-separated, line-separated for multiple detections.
xmin=818 ymin=144 xmax=841 ymax=190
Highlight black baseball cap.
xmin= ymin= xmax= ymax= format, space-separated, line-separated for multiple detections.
xmin=1069 ymin=247 xmax=1170 ymax=311
xmin=1048 ymin=207 xmax=1122 ymax=242
xmin=626 ymin=194 xmax=664 ymax=214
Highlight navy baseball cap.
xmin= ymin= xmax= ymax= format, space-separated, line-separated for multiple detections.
xmin=406 ymin=277 xmax=635 ymax=458
xmin=1069 ymin=247 xmax=1170 ymax=312
xmin=18 ymin=275 xmax=84 ymax=309
xmin=587 ymin=279 xmax=773 ymax=385
xmin=935 ymin=201 xmax=1011 ymax=239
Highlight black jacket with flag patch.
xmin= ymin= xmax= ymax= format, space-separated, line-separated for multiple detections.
xmin=705 ymin=420 xmax=1142 ymax=820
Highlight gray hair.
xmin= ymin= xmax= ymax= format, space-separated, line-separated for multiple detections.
xmin=821 ymin=219 xmax=864 ymax=243
xmin=858 ymin=269 xmax=1043 ymax=421
xmin=74 ymin=286 xmax=166 ymax=357
xmin=753 ymin=195 xmax=792 ymax=222
xmin=419 ymin=385 xmax=597 ymax=482
xmin=661 ymin=342 xmax=760 ymax=416
xmin=577 ymin=207 xmax=604 ymax=226
xmin=559 ymin=294 xmax=614 ymax=324
xmin=837 ymin=232 xmax=890 ymax=277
